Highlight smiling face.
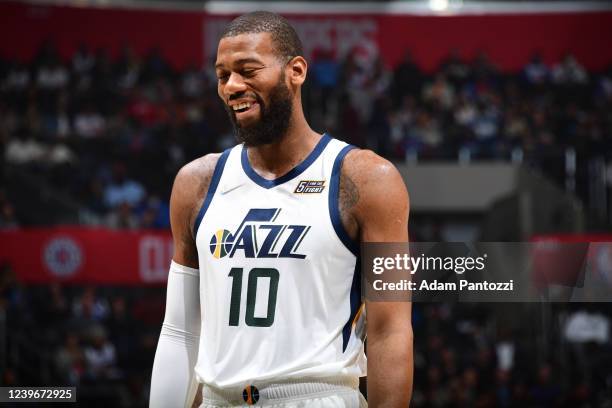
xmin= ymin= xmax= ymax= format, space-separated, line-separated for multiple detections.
xmin=215 ymin=32 xmax=294 ymax=147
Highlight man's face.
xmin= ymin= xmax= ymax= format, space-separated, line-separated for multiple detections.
xmin=215 ymin=32 xmax=293 ymax=147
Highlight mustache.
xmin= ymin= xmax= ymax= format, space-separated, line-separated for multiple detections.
xmin=228 ymin=92 xmax=262 ymax=103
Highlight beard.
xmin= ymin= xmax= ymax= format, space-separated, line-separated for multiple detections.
xmin=224 ymin=74 xmax=293 ymax=147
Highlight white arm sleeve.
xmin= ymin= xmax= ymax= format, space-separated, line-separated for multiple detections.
xmin=150 ymin=261 xmax=201 ymax=408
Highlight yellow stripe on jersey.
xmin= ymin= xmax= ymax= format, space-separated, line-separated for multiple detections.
xmin=214 ymin=230 xmax=223 ymax=259
xmin=352 ymin=303 xmax=365 ymax=327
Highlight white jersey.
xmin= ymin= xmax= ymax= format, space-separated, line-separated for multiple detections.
xmin=193 ymin=134 xmax=366 ymax=389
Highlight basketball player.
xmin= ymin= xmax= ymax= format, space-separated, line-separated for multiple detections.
xmin=150 ymin=12 xmax=412 ymax=407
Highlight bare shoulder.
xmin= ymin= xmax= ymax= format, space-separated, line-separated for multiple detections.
xmin=172 ymin=153 xmax=222 ymax=204
xmin=340 ymin=149 xmax=408 ymax=210
xmin=170 ymin=153 xmax=221 ymax=266
xmin=339 ymin=149 xmax=409 ymax=242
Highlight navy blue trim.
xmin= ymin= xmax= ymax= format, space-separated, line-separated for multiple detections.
xmin=329 ymin=144 xmax=359 ymax=256
xmin=193 ymin=148 xmax=231 ymax=238
xmin=241 ymin=133 xmax=332 ymax=189
xmin=342 ymin=255 xmax=362 ymax=352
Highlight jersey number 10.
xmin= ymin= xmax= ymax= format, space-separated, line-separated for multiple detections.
xmin=228 ymin=268 xmax=279 ymax=327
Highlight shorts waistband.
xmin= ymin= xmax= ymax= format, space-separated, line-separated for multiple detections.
xmin=202 ymin=377 xmax=359 ymax=404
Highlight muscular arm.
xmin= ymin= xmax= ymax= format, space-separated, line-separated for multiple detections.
xmin=150 ymin=154 xmax=219 ymax=408
xmin=340 ymin=149 xmax=413 ymax=407
xmin=171 ymin=154 xmax=220 ymax=268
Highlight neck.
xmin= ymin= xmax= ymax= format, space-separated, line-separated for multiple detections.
xmin=246 ymin=107 xmax=320 ymax=179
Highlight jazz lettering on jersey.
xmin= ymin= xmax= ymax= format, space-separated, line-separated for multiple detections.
xmin=209 ymin=208 xmax=311 ymax=259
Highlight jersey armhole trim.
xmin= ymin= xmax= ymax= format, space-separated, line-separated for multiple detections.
xmin=329 ymin=144 xmax=359 ymax=257
xmin=193 ymin=148 xmax=231 ymax=238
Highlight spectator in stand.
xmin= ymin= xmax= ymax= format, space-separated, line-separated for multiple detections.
xmin=343 ymin=46 xmax=378 ymax=123
xmin=472 ymin=51 xmax=499 ymax=83
xmin=310 ymin=48 xmax=339 ymax=116
xmin=74 ymin=103 xmax=106 ymax=138
xmin=422 ymin=73 xmax=455 ymax=111
xmin=335 ymin=91 xmax=364 ymax=147
xmin=107 ymin=296 xmax=133 ymax=370
xmin=116 ymin=45 xmax=142 ymax=90
xmin=103 ymin=163 xmax=146 ymax=209
xmin=138 ymin=195 xmax=170 ymax=229
xmin=141 ymin=47 xmax=170 ymax=82
xmin=564 ymin=305 xmax=610 ymax=385
xmin=125 ymin=87 xmax=163 ymax=127
xmin=84 ymin=179 xmax=108 ymax=216
xmin=441 ymin=48 xmax=471 ymax=87
xmin=181 ymin=64 xmax=207 ymax=99
xmin=72 ymin=44 xmax=95 ymax=76
xmin=0 ymin=191 xmax=19 ymax=229
xmin=55 ymin=333 xmax=86 ymax=385
xmin=392 ymin=50 xmax=423 ymax=105
xmin=530 ymin=363 xmax=562 ymax=407
xmin=4 ymin=128 xmax=46 ymax=166
xmin=42 ymin=91 xmax=71 ymax=139
xmin=495 ymin=369 xmax=512 ymax=408
xmin=388 ymin=95 xmax=416 ymax=158
xmin=405 ymin=110 xmax=442 ymax=157
xmin=72 ymin=286 xmax=110 ymax=324
xmin=367 ymin=55 xmax=392 ymax=101
xmin=523 ymin=52 xmax=550 ymax=85
xmin=553 ymin=53 xmax=588 ymax=84
xmin=83 ymin=325 xmax=122 ymax=382
xmin=2 ymin=61 xmax=30 ymax=93
xmin=36 ymin=53 xmax=69 ymax=92
xmin=106 ymin=201 xmax=140 ymax=230
xmin=0 ymin=103 xmax=20 ymax=138
xmin=598 ymin=66 xmax=612 ymax=102
xmin=471 ymin=101 xmax=501 ymax=157
xmin=46 ymin=283 xmax=70 ymax=325
xmin=46 ymin=139 xmax=76 ymax=166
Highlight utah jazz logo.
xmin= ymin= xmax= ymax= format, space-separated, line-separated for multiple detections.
xmin=209 ymin=208 xmax=310 ymax=259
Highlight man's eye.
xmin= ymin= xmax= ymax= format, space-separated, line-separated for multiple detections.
xmin=217 ymin=74 xmax=229 ymax=82
xmin=242 ymin=70 xmax=256 ymax=77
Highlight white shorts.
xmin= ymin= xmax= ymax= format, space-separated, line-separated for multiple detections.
xmin=199 ymin=377 xmax=368 ymax=408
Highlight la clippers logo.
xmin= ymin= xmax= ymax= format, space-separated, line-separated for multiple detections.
xmin=43 ymin=237 xmax=83 ymax=277
xmin=209 ymin=208 xmax=310 ymax=259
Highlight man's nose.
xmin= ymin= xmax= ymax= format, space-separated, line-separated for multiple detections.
xmin=224 ymin=72 xmax=247 ymax=97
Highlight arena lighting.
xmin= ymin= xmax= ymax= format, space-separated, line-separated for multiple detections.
xmin=429 ymin=0 xmax=449 ymax=11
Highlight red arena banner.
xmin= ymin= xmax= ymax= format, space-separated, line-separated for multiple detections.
xmin=530 ymin=234 xmax=612 ymax=290
xmin=0 ymin=228 xmax=173 ymax=285
xmin=2 ymin=229 xmax=612 ymax=286
xmin=0 ymin=1 xmax=611 ymax=72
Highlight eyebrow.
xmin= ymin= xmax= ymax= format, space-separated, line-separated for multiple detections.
xmin=215 ymin=58 xmax=264 ymax=70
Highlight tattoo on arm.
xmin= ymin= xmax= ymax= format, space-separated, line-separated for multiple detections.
xmin=338 ymin=172 xmax=360 ymax=240
xmin=177 ymin=156 xmax=216 ymax=267
xmin=339 ymin=172 xmax=360 ymax=212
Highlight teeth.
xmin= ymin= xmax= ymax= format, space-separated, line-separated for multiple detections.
xmin=232 ymin=102 xmax=252 ymax=111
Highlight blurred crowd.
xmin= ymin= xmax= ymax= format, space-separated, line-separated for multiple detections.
xmin=410 ymin=303 xmax=612 ymax=408
xmin=1 ymin=43 xmax=611 ymax=228
xmin=1 ymin=42 xmax=612 ymax=406
xmin=0 ymin=262 xmax=163 ymax=407
xmin=1 ymin=262 xmax=611 ymax=407
xmin=323 ymin=50 xmax=611 ymax=161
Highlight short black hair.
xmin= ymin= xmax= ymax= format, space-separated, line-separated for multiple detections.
xmin=221 ymin=11 xmax=303 ymax=62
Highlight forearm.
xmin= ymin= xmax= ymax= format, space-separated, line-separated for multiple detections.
xmin=367 ymin=325 xmax=414 ymax=407
xmin=150 ymin=261 xmax=201 ymax=408
xmin=150 ymin=325 xmax=200 ymax=408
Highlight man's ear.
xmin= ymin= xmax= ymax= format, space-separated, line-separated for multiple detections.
xmin=286 ymin=56 xmax=307 ymax=87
